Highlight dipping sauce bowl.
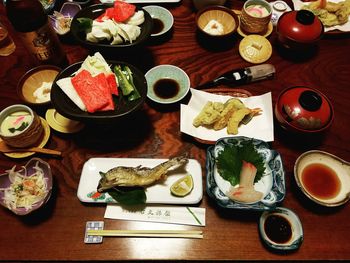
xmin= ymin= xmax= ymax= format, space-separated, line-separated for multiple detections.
xmin=294 ymin=150 xmax=350 ymax=207
xmin=259 ymin=207 xmax=303 ymax=251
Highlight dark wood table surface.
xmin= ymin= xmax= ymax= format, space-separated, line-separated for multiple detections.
xmin=1 ymin=0 xmax=350 ymax=261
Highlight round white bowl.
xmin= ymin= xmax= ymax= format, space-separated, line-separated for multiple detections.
xmin=143 ymin=5 xmax=174 ymax=37
xmin=294 ymin=150 xmax=350 ymax=207
xmin=145 ymin=65 xmax=190 ymax=104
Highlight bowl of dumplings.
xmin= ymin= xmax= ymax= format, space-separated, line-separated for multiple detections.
xmin=70 ymin=2 xmax=153 ymax=52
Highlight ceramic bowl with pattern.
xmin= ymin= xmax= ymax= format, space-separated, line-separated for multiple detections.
xmin=259 ymin=207 xmax=303 ymax=251
xmin=0 ymin=158 xmax=53 ymax=215
xmin=206 ymin=136 xmax=286 ymax=211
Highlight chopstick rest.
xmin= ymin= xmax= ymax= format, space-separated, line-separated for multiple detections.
xmin=84 ymin=221 xmax=203 ymax=244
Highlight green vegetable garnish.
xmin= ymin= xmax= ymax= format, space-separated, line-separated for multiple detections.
xmin=77 ymin=18 xmax=93 ymax=32
xmin=216 ymin=140 xmax=266 ymax=186
xmin=114 ymin=65 xmax=134 ymax=96
xmin=108 ymin=187 xmax=146 ymax=205
xmin=8 ymin=122 xmax=29 ymax=134
xmin=122 ymin=65 xmax=140 ymax=101
xmin=114 ymin=65 xmax=140 ymax=101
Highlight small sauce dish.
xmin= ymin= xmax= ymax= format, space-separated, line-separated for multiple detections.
xmin=294 ymin=150 xmax=350 ymax=207
xmin=143 ymin=5 xmax=174 ymax=37
xmin=259 ymin=207 xmax=303 ymax=251
xmin=49 ymin=2 xmax=81 ymax=36
xmin=145 ymin=65 xmax=190 ymax=104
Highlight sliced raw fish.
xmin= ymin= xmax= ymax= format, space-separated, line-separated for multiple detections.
xmin=71 ymin=70 xmax=110 ymax=113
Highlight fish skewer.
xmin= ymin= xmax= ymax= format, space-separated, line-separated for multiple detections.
xmin=97 ymin=156 xmax=188 ymax=192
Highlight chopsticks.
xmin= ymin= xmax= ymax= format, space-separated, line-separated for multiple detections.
xmin=86 ymin=229 xmax=203 ymax=239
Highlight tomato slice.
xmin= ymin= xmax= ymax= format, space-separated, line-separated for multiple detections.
xmin=112 ymin=1 xmax=136 ymax=22
xmin=96 ymin=7 xmax=115 ymax=22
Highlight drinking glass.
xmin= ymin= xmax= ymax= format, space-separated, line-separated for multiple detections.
xmin=0 ymin=21 xmax=16 ymax=56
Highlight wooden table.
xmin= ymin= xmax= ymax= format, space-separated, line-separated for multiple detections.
xmin=1 ymin=0 xmax=350 ymax=261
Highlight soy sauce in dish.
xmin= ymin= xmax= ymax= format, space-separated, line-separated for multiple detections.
xmin=153 ymin=78 xmax=179 ymax=99
xmin=151 ymin=18 xmax=164 ymax=35
xmin=264 ymin=214 xmax=292 ymax=244
xmin=301 ymin=163 xmax=341 ymax=200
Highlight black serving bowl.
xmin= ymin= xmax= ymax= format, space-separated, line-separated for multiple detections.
xmin=70 ymin=4 xmax=153 ymax=52
xmin=50 ymin=61 xmax=147 ymax=122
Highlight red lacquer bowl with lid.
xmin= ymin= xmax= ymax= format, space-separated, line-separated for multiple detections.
xmin=275 ymin=86 xmax=334 ymax=134
xmin=276 ymin=10 xmax=324 ymax=50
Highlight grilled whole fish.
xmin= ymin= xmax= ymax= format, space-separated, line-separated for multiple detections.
xmin=97 ymin=156 xmax=188 ymax=192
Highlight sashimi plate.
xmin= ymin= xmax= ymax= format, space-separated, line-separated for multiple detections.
xmin=77 ymin=158 xmax=203 ymax=204
xmin=206 ymin=137 xmax=286 ymax=211
xmin=51 ymin=60 xmax=147 ymax=122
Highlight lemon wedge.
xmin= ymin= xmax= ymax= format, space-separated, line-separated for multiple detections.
xmin=170 ymin=174 xmax=193 ymax=197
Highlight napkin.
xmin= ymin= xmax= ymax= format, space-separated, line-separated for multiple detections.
xmin=104 ymin=204 xmax=206 ymax=226
xmin=180 ymin=89 xmax=274 ymax=142
xmin=292 ymin=0 xmax=350 ymax=32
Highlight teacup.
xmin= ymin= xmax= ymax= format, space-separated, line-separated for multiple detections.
xmin=240 ymin=0 xmax=272 ymax=34
xmin=0 ymin=104 xmax=43 ymax=148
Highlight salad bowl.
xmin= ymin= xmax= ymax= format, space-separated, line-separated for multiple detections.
xmin=51 ymin=58 xmax=147 ymax=122
xmin=0 ymin=158 xmax=53 ymax=215
xmin=206 ymin=136 xmax=286 ymax=211
xmin=70 ymin=3 xmax=153 ymax=52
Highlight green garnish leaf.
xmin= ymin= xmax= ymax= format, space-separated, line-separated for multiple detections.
xmin=77 ymin=18 xmax=93 ymax=32
xmin=108 ymin=187 xmax=146 ymax=205
xmin=8 ymin=122 xmax=29 ymax=133
xmin=216 ymin=140 xmax=266 ymax=186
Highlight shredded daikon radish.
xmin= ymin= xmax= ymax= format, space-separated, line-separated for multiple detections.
xmin=1 ymin=162 xmax=48 ymax=211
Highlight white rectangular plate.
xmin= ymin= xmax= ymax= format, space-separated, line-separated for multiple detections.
xmin=77 ymin=158 xmax=203 ymax=204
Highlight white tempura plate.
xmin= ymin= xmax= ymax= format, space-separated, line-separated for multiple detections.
xmin=77 ymin=158 xmax=203 ymax=204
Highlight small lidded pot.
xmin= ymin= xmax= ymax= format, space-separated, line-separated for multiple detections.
xmin=275 ymin=86 xmax=334 ymax=134
xmin=276 ymin=10 xmax=324 ymax=50
xmin=0 ymin=104 xmax=43 ymax=148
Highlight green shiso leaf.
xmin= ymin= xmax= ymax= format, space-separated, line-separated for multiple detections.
xmin=216 ymin=139 xmax=266 ymax=186
xmin=108 ymin=187 xmax=146 ymax=205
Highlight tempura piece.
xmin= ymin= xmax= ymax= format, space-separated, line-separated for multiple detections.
xmin=226 ymin=161 xmax=263 ymax=203
xmin=227 ymin=108 xmax=251 ymax=135
xmin=302 ymin=0 xmax=350 ymax=26
xmin=213 ymin=98 xmax=245 ymax=131
xmin=192 ymin=101 xmax=224 ymax=127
